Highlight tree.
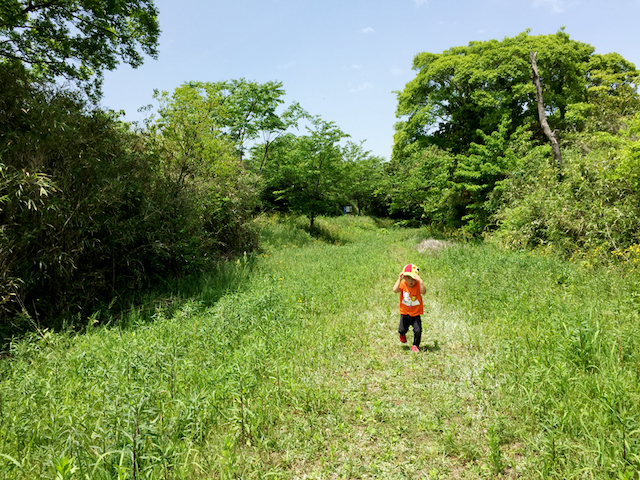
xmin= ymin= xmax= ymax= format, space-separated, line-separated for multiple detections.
xmin=453 ymin=117 xmax=521 ymax=234
xmin=152 ymin=81 xmax=259 ymax=255
xmin=393 ymin=30 xmax=597 ymax=159
xmin=390 ymin=30 xmax=640 ymax=234
xmin=153 ymin=82 xmax=236 ymax=186
xmin=582 ymin=53 xmax=640 ymax=133
xmin=154 ymin=79 xmax=303 ymax=164
xmin=265 ymin=117 xmax=349 ymax=229
xmin=215 ymin=78 xmax=291 ymax=162
xmin=0 ymin=0 xmax=160 ymax=97
xmin=341 ymin=141 xmax=386 ymax=216
xmin=252 ymin=101 xmax=309 ymax=179
xmin=384 ymin=145 xmax=457 ymax=226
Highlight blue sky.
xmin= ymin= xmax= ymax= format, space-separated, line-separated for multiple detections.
xmin=101 ymin=0 xmax=640 ymax=161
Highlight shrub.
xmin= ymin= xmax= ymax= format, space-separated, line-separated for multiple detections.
xmin=0 ymin=64 xmax=258 ymax=339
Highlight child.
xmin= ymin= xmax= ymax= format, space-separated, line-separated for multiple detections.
xmin=392 ymin=264 xmax=426 ymax=352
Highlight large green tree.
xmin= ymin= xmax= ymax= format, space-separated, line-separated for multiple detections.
xmin=390 ymin=30 xmax=639 ymax=234
xmin=0 ymin=0 xmax=160 ymax=96
xmin=393 ymin=29 xmax=639 ymax=159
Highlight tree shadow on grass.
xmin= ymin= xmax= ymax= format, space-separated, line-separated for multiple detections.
xmin=304 ymin=222 xmax=349 ymax=245
xmin=84 ymin=253 xmax=258 ymax=333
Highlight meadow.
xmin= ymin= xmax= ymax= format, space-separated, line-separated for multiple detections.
xmin=1 ymin=215 xmax=639 ymax=479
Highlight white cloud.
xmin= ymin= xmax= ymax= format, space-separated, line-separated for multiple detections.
xmin=414 ymin=0 xmax=428 ymax=6
xmin=532 ymin=0 xmax=574 ymax=13
xmin=362 ymin=27 xmax=375 ymax=34
xmin=351 ymin=82 xmax=374 ymax=93
xmin=352 ymin=64 xmax=361 ymax=70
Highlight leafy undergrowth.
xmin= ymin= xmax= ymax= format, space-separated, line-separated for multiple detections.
xmin=1 ymin=215 xmax=639 ymax=479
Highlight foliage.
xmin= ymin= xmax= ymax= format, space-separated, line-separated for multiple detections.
xmin=153 ymin=79 xmax=304 ymax=163
xmin=341 ymin=141 xmax=387 ymax=216
xmin=0 ymin=65 xmax=257 ymax=338
xmin=389 ymin=29 xmax=640 ymax=247
xmin=385 ymin=119 xmax=529 ymax=234
xmin=384 ymin=145 xmax=457 ymax=226
xmin=493 ymin=128 xmax=640 ymax=257
xmin=393 ymin=29 xmax=604 ymax=157
xmin=452 ymin=117 xmax=521 ymax=235
xmin=0 ymin=0 xmax=160 ymax=98
xmin=258 ymin=117 xmax=349 ymax=229
xmin=214 ymin=78 xmax=305 ymax=162
xmin=582 ymin=53 xmax=640 ymax=134
xmin=151 ymin=81 xmax=261 ymax=254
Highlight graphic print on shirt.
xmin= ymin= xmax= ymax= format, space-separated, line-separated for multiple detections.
xmin=402 ymin=291 xmax=421 ymax=307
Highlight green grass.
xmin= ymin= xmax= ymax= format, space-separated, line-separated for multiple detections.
xmin=1 ymin=215 xmax=639 ymax=478
xmin=430 ymin=243 xmax=640 ymax=478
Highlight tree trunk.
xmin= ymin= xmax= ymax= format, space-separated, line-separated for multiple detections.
xmin=530 ymin=51 xmax=562 ymax=168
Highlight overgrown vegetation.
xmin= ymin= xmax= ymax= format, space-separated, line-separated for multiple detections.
xmin=1 ymin=215 xmax=639 ymax=478
xmin=0 ymin=64 xmax=258 ymax=338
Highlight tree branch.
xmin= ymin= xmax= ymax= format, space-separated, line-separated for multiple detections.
xmin=531 ymin=51 xmax=562 ymax=168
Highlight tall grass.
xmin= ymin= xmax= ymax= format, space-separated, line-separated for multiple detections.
xmin=0 ymin=214 xmax=408 ymax=478
xmin=428 ymin=243 xmax=640 ymax=478
xmin=1 ymin=215 xmax=639 ymax=478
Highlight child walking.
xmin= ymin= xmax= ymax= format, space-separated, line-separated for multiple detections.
xmin=392 ymin=264 xmax=426 ymax=352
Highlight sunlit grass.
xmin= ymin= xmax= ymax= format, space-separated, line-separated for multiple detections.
xmin=1 ymin=215 xmax=639 ymax=478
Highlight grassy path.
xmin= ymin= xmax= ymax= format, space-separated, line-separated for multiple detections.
xmin=245 ymin=217 xmax=504 ymax=479
xmin=2 ymin=215 xmax=639 ymax=479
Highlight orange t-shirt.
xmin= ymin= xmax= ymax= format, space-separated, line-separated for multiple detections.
xmin=398 ymin=280 xmax=423 ymax=316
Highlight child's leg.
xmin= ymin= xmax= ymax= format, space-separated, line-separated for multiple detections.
xmin=412 ymin=315 xmax=422 ymax=347
xmin=398 ymin=315 xmax=409 ymax=336
xmin=398 ymin=315 xmax=410 ymax=343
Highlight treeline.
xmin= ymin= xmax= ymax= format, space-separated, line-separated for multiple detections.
xmin=2 ymin=15 xmax=640 ymax=338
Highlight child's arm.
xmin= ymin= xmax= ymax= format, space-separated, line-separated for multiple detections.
xmin=415 ymin=273 xmax=427 ymax=294
xmin=392 ymin=272 xmax=404 ymax=293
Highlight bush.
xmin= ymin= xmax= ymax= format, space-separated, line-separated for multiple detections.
xmin=492 ymin=132 xmax=640 ymax=259
xmin=0 ymin=64 xmax=258 ymax=339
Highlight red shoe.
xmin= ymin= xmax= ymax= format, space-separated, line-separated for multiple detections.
xmin=399 ymin=334 xmax=407 ymax=343
xmin=411 ymin=345 xmax=419 ymax=352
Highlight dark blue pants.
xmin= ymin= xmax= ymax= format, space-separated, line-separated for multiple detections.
xmin=399 ymin=314 xmax=422 ymax=347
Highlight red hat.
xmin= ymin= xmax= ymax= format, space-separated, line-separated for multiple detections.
xmin=402 ymin=264 xmax=419 ymax=279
